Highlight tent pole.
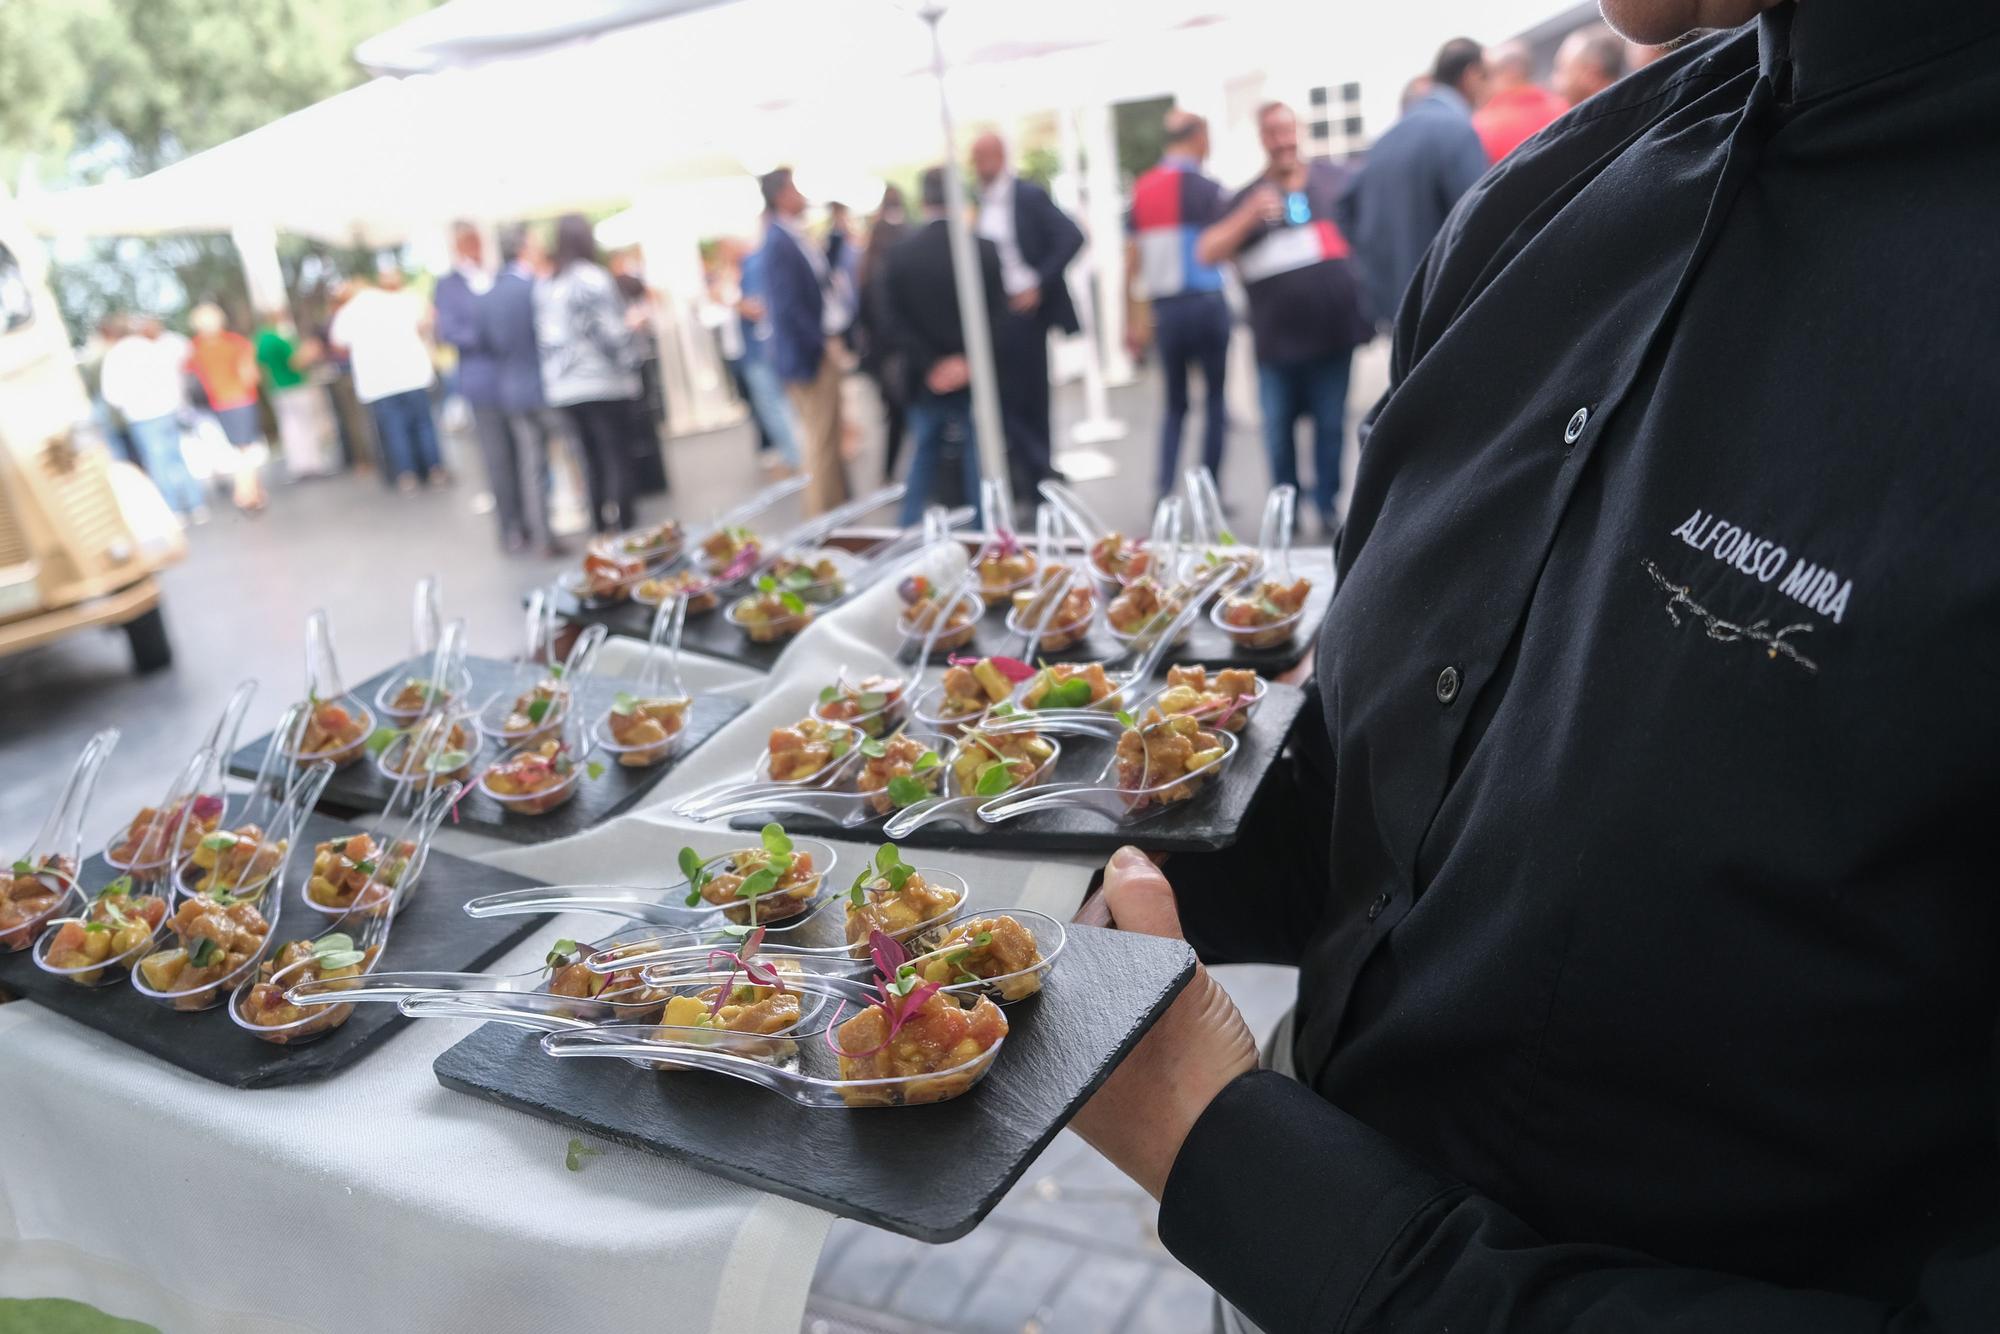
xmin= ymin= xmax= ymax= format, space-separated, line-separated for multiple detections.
xmin=921 ymin=2 xmax=1010 ymax=508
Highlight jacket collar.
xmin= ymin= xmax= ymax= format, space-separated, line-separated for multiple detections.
xmin=1759 ymin=0 xmax=2000 ymax=102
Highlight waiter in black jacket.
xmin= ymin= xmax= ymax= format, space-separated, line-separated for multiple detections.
xmin=882 ymin=167 xmax=1007 ymax=527
xmin=971 ymin=131 xmax=1084 ymax=503
xmin=1071 ymin=2 xmax=2000 ymax=1331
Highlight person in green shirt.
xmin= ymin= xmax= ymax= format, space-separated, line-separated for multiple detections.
xmin=253 ymin=314 xmax=337 ymax=477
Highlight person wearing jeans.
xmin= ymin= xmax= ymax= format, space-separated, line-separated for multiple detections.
xmin=367 ymin=386 xmax=443 ymax=484
xmin=124 ymin=413 xmax=206 ymax=517
xmin=536 ymin=214 xmax=646 ymax=534
xmin=1196 ymin=102 xmax=1373 ymax=532
xmin=881 ymin=167 xmax=1006 ymax=528
xmin=1127 ymin=112 xmax=1235 ymax=501
xmin=99 ymin=317 xmax=207 ymax=521
xmin=1256 ymin=353 xmax=1352 ymax=523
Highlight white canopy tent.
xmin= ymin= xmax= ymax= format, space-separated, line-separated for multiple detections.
xmin=21 ymin=0 xmax=1575 ymax=471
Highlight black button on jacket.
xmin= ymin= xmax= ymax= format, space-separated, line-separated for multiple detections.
xmin=1157 ymin=4 xmax=2000 ymax=1330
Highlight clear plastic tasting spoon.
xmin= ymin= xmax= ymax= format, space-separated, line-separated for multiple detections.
xmin=880 ymin=734 xmax=1064 ymax=838
xmin=2 ymin=728 xmax=119 ymax=953
xmin=394 ymin=985 xmax=833 ymax=1056
xmin=976 ymin=727 xmax=1241 ymax=827
xmin=599 ymin=868 xmax=970 ymax=974
xmin=682 ymin=729 xmax=954 ymax=829
xmin=593 ymin=593 xmax=693 ymax=769
xmin=638 ymin=909 xmax=1065 ymax=1007
xmin=101 ymin=681 xmax=255 ymax=885
xmin=1000 ymin=504 xmax=1095 ymax=658
xmin=286 ymin=609 xmax=377 ymax=770
xmin=687 ymin=473 xmax=810 ymax=573
xmin=1036 ymin=479 xmax=1112 ymax=553
xmin=476 ymin=618 xmax=608 ymax=748
xmin=538 ymin=1018 xmax=1007 ymax=1108
xmin=966 ymin=477 xmax=1039 ymax=608
xmin=1103 ymin=497 xmax=1194 ymax=653
xmin=720 ymin=482 xmax=906 ymax=591
xmin=131 ymin=756 xmax=333 ymax=1013
xmin=283 ymin=924 xmax=699 ymax=1024
xmin=1210 ymin=484 xmax=1309 ymax=649
xmin=989 ymin=562 xmax=1231 ymax=736
xmin=171 ymin=703 xmax=317 ymax=904
xmin=300 ymin=772 xmax=462 ymax=923
xmin=376 ymin=581 xmax=475 ymax=724
xmin=671 ymin=719 xmax=868 ymax=819
xmin=459 ymin=837 xmax=842 ymax=928
xmin=229 ymin=780 xmax=461 ymax=1042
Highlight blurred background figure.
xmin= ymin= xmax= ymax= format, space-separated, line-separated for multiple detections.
xmin=1554 ymin=23 xmax=1631 ymax=105
xmin=608 ymin=247 xmax=671 ymax=498
xmin=254 ymin=310 xmax=337 ymax=479
xmin=1473 ymin=39 xmax=1569 ymax=160
xmin=1338 ymin=36 xmax=1492 ymax=329
xmin=731 ymin=235 xmax=804 ymax=479
xmin=1197 ymin=103 xmax=1372 ymax=536
xmin=972 ymin=130 xmax=1083 ymax=506
xmin=822 ymin=200 xmax=861 ymax=341
xmin=536 ymin=212 xmax=644 ymax=535
xmin=882 ymin=166 xmax=1004 ymax=526
xmin=854 ymin=184 xmax=910 ymax=484
xmin=187 ymin=302 xmax=269 ymax=513
xmin=436 ymin=220 xmax=533 ymax=553
xmin=329 ymin=264 xmax=444 ymax=494
xmin=100 ymin=315 xmax=207 ymax=524
xmin=1126 ymin=109 xmax=1233 ymax=503
xmin=757 ymin=166 xmax=852 ymax=515
xmin=480 ymin=223 xmax=562 ymax=556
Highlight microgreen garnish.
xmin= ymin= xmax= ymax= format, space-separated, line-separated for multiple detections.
xmin=546 ymin=938 xmax=580 ymax=968
xmin=564 ymin=1137 xmax=602 ymax=1172
xmin=189 ymin=937 xmax=220 ymax=968
xmin=199 ymin=832 xmax=239 ymax=852
xmin=1041 ymin=676 xmax=1093 ymax=709
xmin=680 ymin=846 xmax=713 ymax=906
xmin=548 ymin=663 xmax=566 ymax=680
xmin=1116 ymin=710 xmax=1137 ymax=730
xmin=857 ymin=690 xmax=887 ymax=712
xmin=849 ymin=843 xmax=916 ymax=903
xmin=913 ymin=750 xmax=939 ymax=772
xmin=886 ymin=775 xmax=932 ymax=807
xmin=612 ymin=691 xmax=637 ymax=716
xmin=354 ymin=859 xmax=378 ymax=879
xmin=428 ymin=748 xmax=470 ymax=773
xmin=586 ymin=760 xmax=606 ymax=782
xmin=98 ymin=875 xmax=133 ymax=899
xmin=525 ymin=697 xmax=552 ymax=725
xmin=780 ymin=567 xmax=816 ymax=591
xmin=974 ymin=761 xmax=1016 ymax=797
xmin=312 ymin=932 xmax=366 ymax=970
xmin=827 ymin=734 xmax=852 ymax=760
xmin=209 ymin=888 xmax=238 ymax=906
xmin=365 ymin=727 xmax=399 ymax=757
xmin=860 ymin=736 xmax=887 ymax=759
xmin=13 ymin=859 xmax=35 ymax=876
xmin=818 ymin=685 xmax=841 ymax=706
xmin=1217 ymin=527 xmax=1238 ymax=546
xmin=83 ymin=921 xmax=110 ymax=935
xmin=824 ymin=930 xmax=945 ymax=1059
xmin=779 ymin=590 xmax=806 ymax=615
xmin=700 ymin=925 xmax=785 ymax=1019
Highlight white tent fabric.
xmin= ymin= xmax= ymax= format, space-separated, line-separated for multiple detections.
xmin=17 ymin=0 xmax=1568 ymax=247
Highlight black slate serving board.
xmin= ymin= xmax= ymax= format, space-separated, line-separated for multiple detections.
xmin=0 ymin=812 xmax=549 ymax=1088
xmin=729 ymin=681 xmax=1308 ymax=855
xmin=228 ymin=655 xmax=748 ymax=846
xmin=432 ymin=924 xmax=1195 ymax=1242
xmin=956 ymin=546 xmax=1335 ymax=674
xmin=555 ymin=587 xmax=789 ymax=673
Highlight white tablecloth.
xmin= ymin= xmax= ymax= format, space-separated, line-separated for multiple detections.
xmin=0 ymin=543 xmax=1106 ymax=1334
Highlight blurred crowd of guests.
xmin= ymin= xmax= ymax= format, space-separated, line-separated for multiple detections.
xmin=698 ymin=24 xmax=1646 ymax=537
xmin=83 ymin=212 xmax=670 ymax=554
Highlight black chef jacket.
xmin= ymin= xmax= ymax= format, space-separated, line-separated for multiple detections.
xmin=1155 ymin=4 xmax=2000 ymax=1331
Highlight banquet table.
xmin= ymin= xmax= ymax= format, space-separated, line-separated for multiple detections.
xmin=0 ymin=543 xmax=1107 ymax=1334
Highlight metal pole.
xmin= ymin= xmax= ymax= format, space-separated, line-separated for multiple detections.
xmin=920 ymin=2 xmax=1010 ymax=502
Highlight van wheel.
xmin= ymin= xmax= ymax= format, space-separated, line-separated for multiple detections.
xmin=124 ymin=607 xmax=173 ymax=673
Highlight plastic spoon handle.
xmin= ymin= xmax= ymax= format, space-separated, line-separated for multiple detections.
xmin=34 ymin=728 xmax=119 ymax=858
xmin=396 ymin=994 xmax=599 ymax=1032
xmin=690 ymin=790 xmax=878 ymax=827
xmin=982 ymin=711 xmax=1125 ymax=739
xmin=778 ymin=483 xmax=907 ymax=554
xmin=287 ymin=969 xmax=544 ymax=1005
xmin=1124 ymin=570 xmax=1226 ymax=686
xmin=522 ymin=586 xmax=551 ymax=665
xmin=1037 ymin=481 xmax=1108 ymax=546
xmin=303 ymin=609 xmax=350 ymax=702
xmin=712 ymin=473 xmax=808 ymax=531
xmin=462 ymin=885 xmax=696 ymax=923
xmin=201 ymin=680 xmax=259 ymax=762
xmin=881 ymin=793 xmax=986 ymax=837
xmin=1257 ymin=484 xmax=1298 ymax=578
xmin=412 ymin=575 xmax=443 ymax=656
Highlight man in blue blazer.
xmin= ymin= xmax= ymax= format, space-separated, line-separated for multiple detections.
xmin=972 ymin=132 xmax=1085 ymax=503
xmin=756 ymin=167 xmax=852 ymax=515
xmin=472 ymin=223 xmax=562 ymax=556
xmin=434 ymin=223 xmax=518 ymax=550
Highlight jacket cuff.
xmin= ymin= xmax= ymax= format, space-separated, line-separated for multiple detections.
xmin=1158 ymin=1071 xmax=1458 ymax=1333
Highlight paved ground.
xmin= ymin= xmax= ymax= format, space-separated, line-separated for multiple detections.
xmin=2 ymin=345 xmax=1384 ymax=1332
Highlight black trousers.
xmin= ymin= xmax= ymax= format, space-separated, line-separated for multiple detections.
xmin=994 ymin=309 xmax=1055 ymax=499
xmin=562 ymin=398 xmax=638 ymax=533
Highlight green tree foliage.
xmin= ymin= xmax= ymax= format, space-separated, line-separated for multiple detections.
xmin=4 ymin=0 xmax=433 ymax=340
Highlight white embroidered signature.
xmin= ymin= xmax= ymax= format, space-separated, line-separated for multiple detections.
xmin=1642 ymin=560 xmax=1818 ymax=675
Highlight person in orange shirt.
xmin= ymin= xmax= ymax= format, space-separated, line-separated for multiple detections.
xmin=187 ymin=303 xmax=268 ymax=513
xmin=1471 ymin=40 xmax=1570 ymax=161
